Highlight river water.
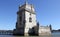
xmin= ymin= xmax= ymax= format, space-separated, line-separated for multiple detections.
xmin=0 ymin=32 xmax=60 ymax=37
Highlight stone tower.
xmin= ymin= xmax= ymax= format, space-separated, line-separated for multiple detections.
xmin=13 ymin=1 xmax=37 ymax=35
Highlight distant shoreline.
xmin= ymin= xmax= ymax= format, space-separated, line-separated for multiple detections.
xmin=52 ymin=29 xmax=60 ymax=32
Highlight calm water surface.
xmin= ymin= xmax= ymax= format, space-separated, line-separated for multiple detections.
xmin=0 ymin=32 xmax=60 ymax=37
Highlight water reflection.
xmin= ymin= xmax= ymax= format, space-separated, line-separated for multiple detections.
xmin=12 ymin=32 xmax=60 ymax=37
xmin=39 ymin=35 xmax=51 ymax=37
xmin=13 ymin=35 xmax=51 ymax=37
xmin=0 ymin=32 xmax=60 ymax=37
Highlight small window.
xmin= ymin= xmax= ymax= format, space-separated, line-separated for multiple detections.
xmin=29 ymin=17 xmax=32 ymax=22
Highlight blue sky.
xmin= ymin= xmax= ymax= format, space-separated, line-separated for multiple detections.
xmin=0 ymin=0 xmax=60 ymax=30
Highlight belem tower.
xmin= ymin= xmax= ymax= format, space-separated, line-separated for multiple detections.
xmin=13 ymin=1 xmax=51 ymax=36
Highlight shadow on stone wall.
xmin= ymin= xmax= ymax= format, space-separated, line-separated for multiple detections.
xmin=13 ymin=29 xmax=24 ymax=36
xmin=28 ymin=27 xmax=38 ymax=36
xmin=28 ymin=22 xmax=39 ymax=36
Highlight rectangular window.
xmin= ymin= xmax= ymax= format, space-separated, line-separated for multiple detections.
xmin=19 ymin=16 xmax=22 ymax=21
xmin=29 ymin=17 xmax=32 ymax=22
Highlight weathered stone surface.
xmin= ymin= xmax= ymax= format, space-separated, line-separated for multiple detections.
xmin=13 ymin=1 xmax=51 ymax=36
